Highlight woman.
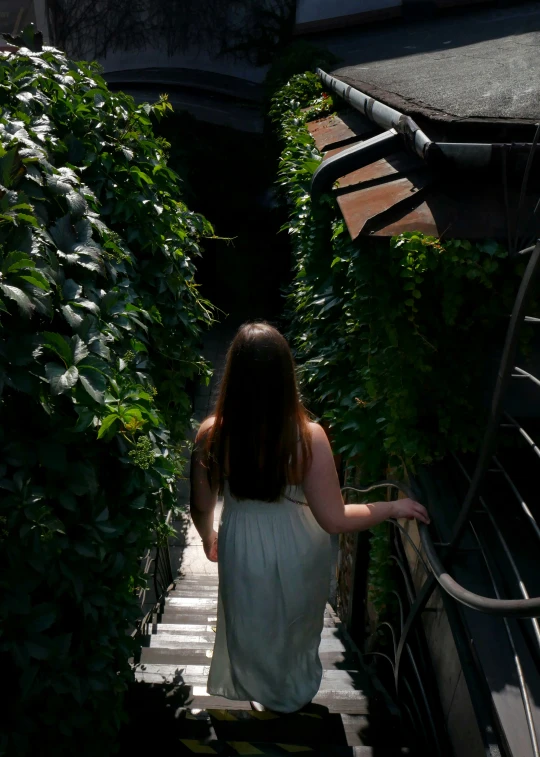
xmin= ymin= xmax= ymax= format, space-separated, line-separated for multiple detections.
xmin=190 ymin=322 xmax=429 ymax=713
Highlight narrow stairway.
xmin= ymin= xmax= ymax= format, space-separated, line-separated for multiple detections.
xmin=133 ymin=574 xmax=411 ymax=755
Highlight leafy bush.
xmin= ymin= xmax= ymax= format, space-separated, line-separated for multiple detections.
xmin=0 ymin=31 xmax=213 ymax=756
xmin=263 ymin=40 xmax=339 ymax=111
xmin=271 ymin=72 xmax=528 ymax=616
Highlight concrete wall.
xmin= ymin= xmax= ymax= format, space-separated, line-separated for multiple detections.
xmin=0 ymin=1 xmax=50 ymax=43
xmin=400 ymin=518 xmax=485 ymax=757
xmin=297 ymin=0 xmax=401 ymax=25
xmin=98 ymin=46 xmax=268 ymax=83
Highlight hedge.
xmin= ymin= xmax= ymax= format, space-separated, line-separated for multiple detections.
xmin=0 ymin=29 xmax=213 ymax=756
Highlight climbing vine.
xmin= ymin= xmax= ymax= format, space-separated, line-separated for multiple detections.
xmin=0 ymin=30 xmax=213 ymax=756
xmin=271 ymin=72 xmax=529 ymax=618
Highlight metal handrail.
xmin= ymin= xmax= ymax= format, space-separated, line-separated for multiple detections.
xmin=344 ymin=469 xmax=540 ymax=617
xmin=341 ymin=239 xmax=540 ymax=756
xmin=418 ymin=523 xmax=540 ymax=617
xmin=132 ymin=507 xmax=174 ymax=640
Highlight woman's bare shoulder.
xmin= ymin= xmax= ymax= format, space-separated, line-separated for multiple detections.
xmin=195 ymin=415 xmax=216 ymax=444
xmin=307 ymin=421 xmax=329 ymax=445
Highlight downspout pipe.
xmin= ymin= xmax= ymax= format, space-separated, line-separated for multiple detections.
xmin=311 ymin=129 xmax=401 ymax=199
xmin=312 ymin=68 xmax=537 ymax=198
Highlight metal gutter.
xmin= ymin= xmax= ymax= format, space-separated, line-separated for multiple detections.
xmin=312 ymin=68 xmax=538 ymax=197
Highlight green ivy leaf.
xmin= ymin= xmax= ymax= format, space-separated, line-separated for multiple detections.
xmin=97 ymin=414 xmax=120 ymax=439
xmin=78 ymin=367 xmax=106 ymax=404
xmin=71 ymin=335 xmax=89 ymax=364
xmin=45 ymin=363 xmax=79 ymax=394
xmin=42 ymin=332 xmax=72 ymax=365
xmin=0 ymin=284 xmax=33 ymax=314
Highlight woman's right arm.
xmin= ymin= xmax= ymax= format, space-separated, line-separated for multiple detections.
xmin=303 ymin=423 xmax=430 ymax=534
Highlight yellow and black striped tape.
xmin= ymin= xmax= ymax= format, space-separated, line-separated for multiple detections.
xmin=179 ymin=739 xmax=315 ymax=755
xmin=206 ymin=709 xmax=322 ymax=722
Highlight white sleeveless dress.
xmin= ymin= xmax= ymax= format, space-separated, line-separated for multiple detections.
xmin=207 ymin=483 xmax=332 ymax=713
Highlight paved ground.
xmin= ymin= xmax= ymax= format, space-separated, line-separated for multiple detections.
xmin=312 ymin=1 xmax=540 ymax=123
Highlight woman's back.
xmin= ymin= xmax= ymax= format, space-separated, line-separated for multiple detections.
xmin=190 ymin=321 xmax=429 ymax=713
xmin=208 ymin=477 xmax=332 ymax=712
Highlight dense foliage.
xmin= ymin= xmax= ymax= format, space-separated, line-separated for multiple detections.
xmin=263 ymin=41 xmax=339 ymax=114
xmin=271 ymin=73 xmax=527 ymax=615
xmin=272 ymin=72 xmax=525 ymax=477
xmin=0 ymin=33 xmax=213 ymax=756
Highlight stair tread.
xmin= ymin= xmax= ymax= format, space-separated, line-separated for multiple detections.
xmin=165 ymin=708 xmax=372 ymax=749
xmin=139 ymin=647 xmax=361 ymax=670
xmin=135 ymin=664 xmax=367 ymax=690
xmin=132 ymin=673 xmax=370 ymax=713
xmin=160 ymin=613 xmax=338 ymax=628
xmin=154 ymin=626 xmax=344 ymax=640
xmin=166 ymin=739 xmax=398 ymax=756
xmin=149 ymin=635 xmax=349 ymax=654
xmin=169 ymin=586 xmax=219 ymax=596
xmin=167 ymin=597 xmax=219 ymax=609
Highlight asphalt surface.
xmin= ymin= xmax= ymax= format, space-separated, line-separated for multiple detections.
xmin=312 ymin=2 xmax=540 ymax=123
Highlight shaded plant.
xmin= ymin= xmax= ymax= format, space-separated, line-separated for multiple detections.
xmin=0 ymin=28 xmax=214 ymax=757
xmin=270 ymin=72 xmax=531 ymax=620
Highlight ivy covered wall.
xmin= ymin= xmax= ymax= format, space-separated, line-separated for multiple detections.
xmin=270 ymin=72 xmax=529 ymax=628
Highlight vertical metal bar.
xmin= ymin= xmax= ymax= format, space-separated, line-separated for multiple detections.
xmin=445 ymin=241 xmax=540 ymax=553
xmin=515 ymin=123 xmax=540 ymax=254
xmin=469 ymin=522 xmax=540 ymax=757
xmin=452 ymin=453 xmax=540 ymax=650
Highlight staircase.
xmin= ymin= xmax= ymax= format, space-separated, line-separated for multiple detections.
xmin=133 ymin=573 xmax=412 ymax=756
xmin=126 ymin=328 xmax=413 ymax=755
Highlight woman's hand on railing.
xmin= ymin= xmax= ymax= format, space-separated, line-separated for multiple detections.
xmin=203 ymin=529 xmax=218 ymax=562
xmin=390 ymin=498 xmax=431 ymax=524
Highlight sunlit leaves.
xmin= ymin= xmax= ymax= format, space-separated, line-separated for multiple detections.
xmin=0 ymin=36 xmax=215 ymax=757
xmin=45 ymin=362 xmax=79 ymax=394
xmin=272 ymin=72 xmax=524 ymax=486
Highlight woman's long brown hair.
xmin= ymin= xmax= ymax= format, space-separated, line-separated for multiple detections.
xmin=203 ymin=322 xmax=312 ymax=501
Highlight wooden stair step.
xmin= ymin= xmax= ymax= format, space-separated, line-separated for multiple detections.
xmin=164 ymin=707 xmax=371 ymax=748
xmin=140 ymin=647 xmax=215 ymax=665
xmin=139 ymin=647 xmax=360 ymax=672
xmin=161 ymin=608 xmax=337 ymax=622
xmin=153 ymin=626 xmax=345 ymax=641
xmin=160 ymin=612 xmax=338 ymax=629
xmin=161 ymin=610 xmax=218 ymax=624
xmin=133 ymin=667 xmax=370 ymax=713
xmin=168 ymin=587 xmax=219 ymax=598
xmin=149 ymin=635 xmax=214 ymax=650
xmin=130 ymin=680 xmax=369 ymax=715
xmin=149 ymin=634 xmax=349 ymax=654
xmin=166 ymin=597 xmax=218 ymax=610
xmin=135 ymin=664 xmax=366 ymax=691
xmin=168 ymin=742 xmax=401 ymax=756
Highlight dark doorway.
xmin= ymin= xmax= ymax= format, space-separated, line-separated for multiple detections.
xmin=155 ymin=112 xmax=291 ymax=325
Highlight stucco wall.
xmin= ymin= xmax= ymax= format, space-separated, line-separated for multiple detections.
xmin=296 ymin=0 xmax=401 ymax=26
